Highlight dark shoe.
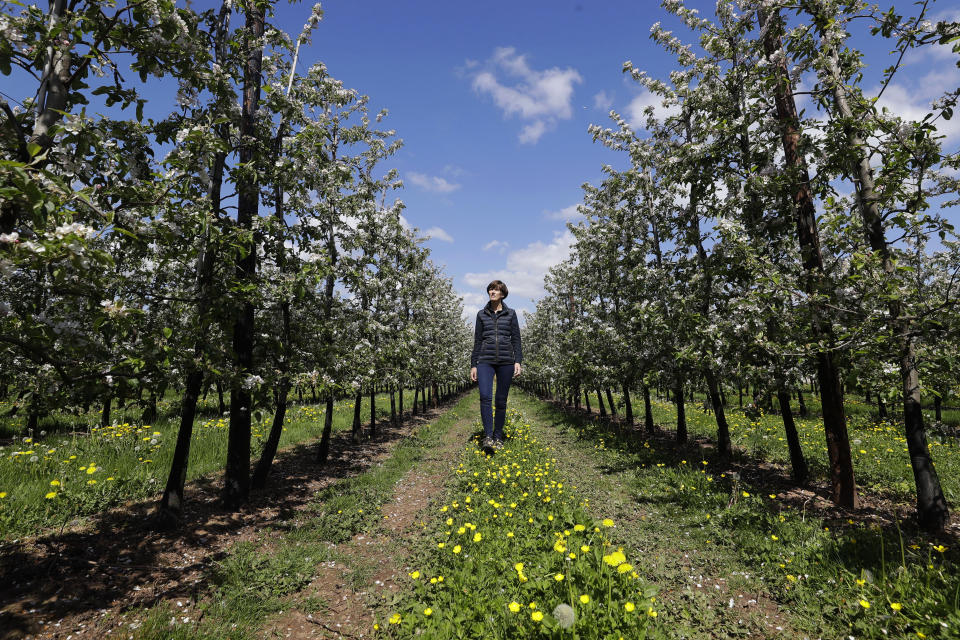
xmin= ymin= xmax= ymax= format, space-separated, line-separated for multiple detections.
xmin=493 ymin=439 xmax=504 ymax=450
xmin=482 ymin=437 xmax=495 ymax=451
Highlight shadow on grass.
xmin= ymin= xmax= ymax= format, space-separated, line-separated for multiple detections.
xmin=0 ymin=397 xmax=461 ymax=640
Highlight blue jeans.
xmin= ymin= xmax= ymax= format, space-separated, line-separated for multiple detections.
xmin=477 ymin=362 xmax=514 ymax=441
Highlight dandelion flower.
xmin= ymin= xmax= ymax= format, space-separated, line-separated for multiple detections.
xmin=531 ymin=611 xmax=544 ymax=622
xmin=933 ymin=545 xmax=947 ymax=553
xmin=602 ymin=518 xmax=615 ymax=527
xmin=45 ymin=491 xmax=57 ymax=499
xmin=890 ymin=602 xmax=903 ymax=611
xmin=388 ymin=613 xmax=401 ymax=624
xmin=0 ymin=492 xmax=6 ymax=499
xmin=508 ymin=602 xmax=521 ymax=613
xmin=473 ymin=532 xmax=482 ymax=542
xmin=624 ymin=602 xmax=636 ymax=612
xmin=452 ymin=545 xmax=461 ymax=554
xmin=552 ymin=603 xmax=575 ymax=629
xmin=742 ymin=491 xmax=750 ymax=497
xmin=423 ymin=608 xmax=432 ymax=617
xmin=647 ymin=608 xmax=658 ymax=618
xmin=86 ymin=466 xmax=97 ymax=474
xmin=580 ymin=594 xmax=590 ymax=604
xmin=554 ymin=573 xmax=564 ymax=581
xmin=581 ymin=545 xmax=590 ymax=552
xmin=859 ymin=599 xmax=870 ymax=609
xmin=617 ymin=563 xmax=633 ymax=574
xmin=574 ymin=524 xmax=585 ymax=532
xmin=409 ymin=571 xmax=420 ymax=579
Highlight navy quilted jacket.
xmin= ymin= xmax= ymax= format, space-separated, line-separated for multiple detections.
xmin=471 ymin=302 xmax=522 ymax=367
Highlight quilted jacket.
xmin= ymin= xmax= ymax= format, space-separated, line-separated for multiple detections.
xmin=470 ymin=302 xmax=522 ymax=367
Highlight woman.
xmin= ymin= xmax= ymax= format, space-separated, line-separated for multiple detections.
xmin=470 ymin=280 xmax=522 ymax=450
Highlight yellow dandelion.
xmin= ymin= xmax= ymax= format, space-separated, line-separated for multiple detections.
xmin=554 ymin=573 xmax=564 ymax=581
xmin=473 ymin=532 xmax=482 ymax=542
xmin=531 ymin=611 xmax=544 ymax=622
xmin=50 ymin=479 xmax=60 ymax=486
xmin=647 ymin=608 xmax=658 ymax=618
xmin=423 ymin=608 xmax=432 ymax=617
xmin=602 ymin=518 xmax=615 ymax=527
xmin=624 ymin=602 xmax=635 ymax=612
xmin=890 ymin=602 xmax=903 ymax=611
xmin=45 ymin=491 xmax=57 ymax=499
xmin=580 ymin=594 xmax=590 ymax=604
xmin=859 ymin=599 xmax=870 ymax=609
xmin=617 ymin=563 xmax=633 ymax=574
xmin=508 ymin=602 xmax=521 ymax=613
xmin=452 ymin=545 xmax=461 ymax=554
xmin=409 ymin=571 xmax=420 ymax=579
xmin=388 ymin=613 xmax=401 ymax=624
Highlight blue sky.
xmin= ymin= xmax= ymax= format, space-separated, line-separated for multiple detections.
xmin=261 ymin=0 xmax=959 ymax=322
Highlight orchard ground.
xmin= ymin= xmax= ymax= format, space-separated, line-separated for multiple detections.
xmin=0 ymin=388 xmax=957 ymax=639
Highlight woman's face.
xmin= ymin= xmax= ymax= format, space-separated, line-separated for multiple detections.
xmin=488 ymin=288 xmax=503 ymax=303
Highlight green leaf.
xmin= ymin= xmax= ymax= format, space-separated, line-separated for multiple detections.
xmin=26 ymin=142 xmax=42 ymax=157
xmin=162 ymin=327 xmax=173 ymax=339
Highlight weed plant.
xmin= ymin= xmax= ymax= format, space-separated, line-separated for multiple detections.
xmin=381 ymin=409 xmax=662 ymax=639
xmin=536 ymin=394 xmax=959 ymax=639
xmin=0 ymin=390 xmax=417 ymax=539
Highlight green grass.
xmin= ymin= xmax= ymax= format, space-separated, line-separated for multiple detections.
xmin=381 ymin=405 xmax=662 ymax=640
xmin=592 ymin=389 xmax=960 ymax=505
xmin=125 ymin=391 xmax=473 ymax=640
xmin=0 ymin=389 xmax=420 ymax=539
xmin=518 ymin=390 xmax=960 ymax=640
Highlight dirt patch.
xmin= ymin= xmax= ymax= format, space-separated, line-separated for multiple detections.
xmin=263 ymin=414 xmax=477 ymax=640
xmin=0 ymin=402 xmax=463 ymax=640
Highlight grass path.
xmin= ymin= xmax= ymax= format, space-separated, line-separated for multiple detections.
xmin=511 ymin=391 xmax=803 ymax=639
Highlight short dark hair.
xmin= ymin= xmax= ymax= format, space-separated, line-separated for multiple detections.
xmin=486 ymin=280 xmax=508 ymax=298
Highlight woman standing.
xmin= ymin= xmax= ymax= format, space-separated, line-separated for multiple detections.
xmin=470 ymin=280 xmax=522 ymax=450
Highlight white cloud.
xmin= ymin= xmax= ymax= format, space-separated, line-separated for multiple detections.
xmin=424 ymin=226 xmax=454 ymax=242
xmin=483 ymin=240 xmax=510 ymax=253
xmin=463 ymin=230 xmax=574 ymax=300
xmin=594 ymin=90 xmax=613 ymax=111
xmin=469 ymin=46 xmax=583 ymax=144
xmin=407 ymin=171 xmax=461 ymax=193
xmin=544 ymin=203 xmax=583 ymax=222
xmin=625 ymin=88 xmax=680 ymax=130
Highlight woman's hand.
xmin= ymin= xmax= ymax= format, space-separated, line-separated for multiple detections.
xmin=514 ymin=363 xmax=522 ymax=377
xmin=470 ymin=367 xmax=477 ymax=382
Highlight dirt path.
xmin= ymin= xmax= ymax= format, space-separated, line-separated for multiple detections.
xmin=256 ymin=410 xmax=478 ymax=639
xmin=0 ymin=399 xmax=472 ymax=640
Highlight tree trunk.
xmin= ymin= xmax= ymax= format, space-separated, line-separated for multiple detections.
xmin=606 ymin=388 xmax=617 ymax=416
xmin=777 ymin=388 xmax=809 ymax=483
xmin=759 ymin=7 xmax=857 ymax=508
xmin=101 ymin=393 xmax=112 ymax=428
xmin=223 ymin=0 xmax=265 ymax=511
xmin=251 ymin=376 xmax=288 ymax=490
xmin=622 ymin=382 xmax=633 ymax=427
xmin=398 ymin=385 xmax=404 ymax=421
xmin=351 ymin=392 xmax=362 ymax=443
xmin=412 ymin=387 xmax=419 ymax=416
xmin=643 ymin=384 xmax=654 ymax=433
xmin=156 ymin=3 xmax=230 ymax=522
xmin=797 ymin=389 xmax=808 ymax=417
xmin=675 ymin=378 xmax=687 ymax=444
xmin=317 ymin=396 xmax=335 ymax=464
xmin=390 ymin=389 xmax=397 ymax=426
xmin=705 ymin=368 xmax=730 ymax=457
xmin=217 ymin=380 xmax=226 ymax=415
xmin=878 ymin=395 xmax=888 ymax=421
xmin=934 ymin=395 xmax=942 ymax=423
xmin=584 ymin=388 xmax=591 ymax=414
xmin=370 ymin=388 xmax=376 ymax=436
xmin=596 ymin=389 xmax=607 ymax=417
